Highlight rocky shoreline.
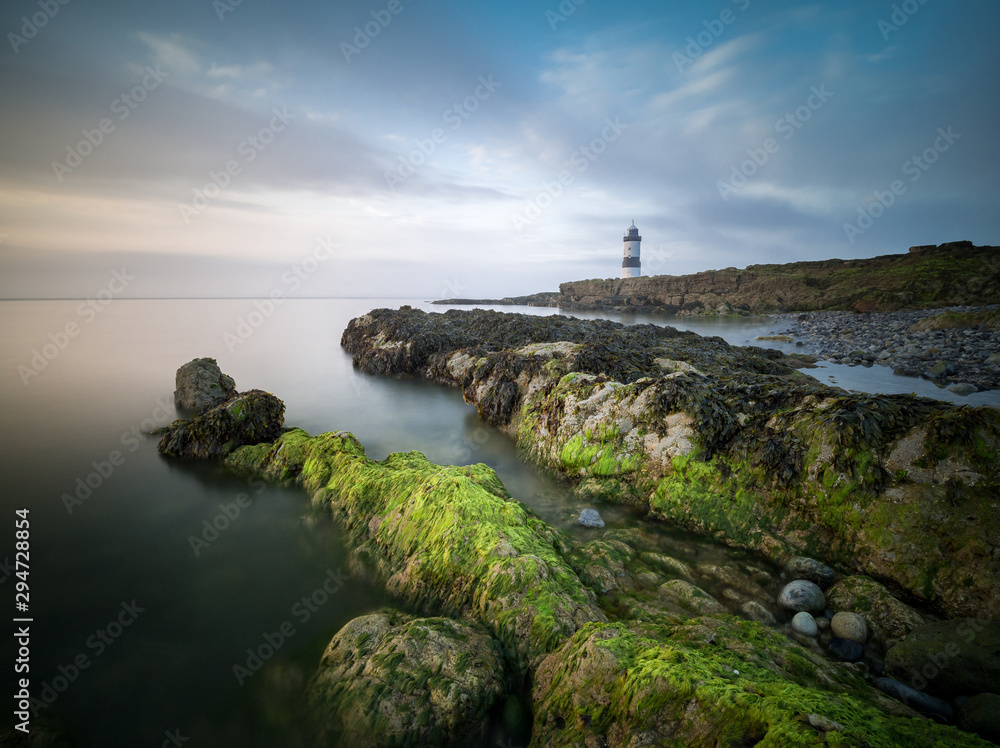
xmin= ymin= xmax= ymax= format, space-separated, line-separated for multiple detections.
xmin=153 ymin=347 xmax=1000 ymax=746
xmin=768 ymin=306 xmax=1000 ymax=394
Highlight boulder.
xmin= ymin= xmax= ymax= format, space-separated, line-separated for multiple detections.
xmin=785 ymin=556 xmax=837 ymax=589
xmin=957 ymin=693 xmax=1000 ymax=744
xmin=173 ymin=357 xmax=236 ymax=411
xmin=828 ymin=637 xmax=864 ymax=662
xmin=740 ymin=600 xmax=777 ymax=626
xmin=307 ymin=610 xmax=505 ymax=747
xmin=885 ymin=618 xmax=1000 ymax=698
xmin=777 ymin=580 xmax=826 ymax=613
xmin=658 ymin=579 xmax=726 ymax=616
xmin=825 ymin=576 xmax=927 ymax=649
xmin=158 ymin=390 xmax=285 ymax=459
xmin=947 ymin=383 xmax=978 ymax=396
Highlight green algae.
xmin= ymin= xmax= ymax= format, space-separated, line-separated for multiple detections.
xmin=224 ymin=428 xmax=603 ymax=669
xmin=532 ymin=618 xmax=993 ymax=747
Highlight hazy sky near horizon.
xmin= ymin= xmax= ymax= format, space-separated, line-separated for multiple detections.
xmin=1 ymin=0 xmax=998 ymax=299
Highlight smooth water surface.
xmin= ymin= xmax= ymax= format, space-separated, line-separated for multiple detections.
xmin=1 ymin=298 xmax=995 ymax=746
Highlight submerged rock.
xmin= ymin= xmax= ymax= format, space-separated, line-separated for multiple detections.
xmin=828 ymin=637 xmax=864 ymax=663
xmin=577 ymin=508 xmax=605 ymax=528
xmin=158 ymin=389 xmax=285 ymax=459
xmin=173 ymin=357 xmax=236 ymax=411
xmin=307 ymin=610 xmax=505 ymax=747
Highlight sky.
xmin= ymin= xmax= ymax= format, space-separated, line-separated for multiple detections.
xmin=1 ymin=0 xmax=998 ymax=299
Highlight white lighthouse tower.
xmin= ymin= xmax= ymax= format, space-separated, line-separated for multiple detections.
xmin=621 ymin=220 xmax=641 ymax=278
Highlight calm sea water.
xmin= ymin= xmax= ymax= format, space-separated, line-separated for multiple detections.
xmin=1 ymin=298 xmax=995 ymax=746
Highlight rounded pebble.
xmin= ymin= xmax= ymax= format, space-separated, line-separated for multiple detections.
xmin=791 ymin=611 xmax=818 ymax=637
xmin=577 ymin=508 xmax=605 ymax=528
xmin=831 ymin=611 xmax=868 ymax=644
xmin=777 ymin=580 xmax=826 ymax=613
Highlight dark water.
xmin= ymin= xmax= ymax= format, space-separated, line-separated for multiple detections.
xmin=1 ymin=298 xmax=995 ymax=746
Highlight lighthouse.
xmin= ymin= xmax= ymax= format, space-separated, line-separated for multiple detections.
xmin=621 ymin=220 xmax=641 ymax=278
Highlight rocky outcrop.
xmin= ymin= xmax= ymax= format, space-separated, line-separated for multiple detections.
xmin=158 ymin=389 xmax=285 ymax=459
xmin=342 ymin=307 xmax=1000 ymax=622
xmin=307 ymin=610 xmax=506 ymax=746
xmin=173 ymin=357 xmax=236 ymax=411
xmin=434 ymin=242 xmax=1000 ymax=316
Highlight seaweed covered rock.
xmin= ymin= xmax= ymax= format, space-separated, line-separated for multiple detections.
xmin=223 ymin=428 xmax=604 ymax=668
xmin=341 ymin=307 xmax=1000 ymax=621
xmin=531 ymin=617 xmax=991 ymax=747
xmin=307 ymin=610 xmax=505 ymax=747
xmin=158 ymin=389 xmax=285 ymax=459
xmin=173 ymin=356 xmax=236 ymax=411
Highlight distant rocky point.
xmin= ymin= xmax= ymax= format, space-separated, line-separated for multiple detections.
xmin=434 ymin=241 xmax=1000 ymax=316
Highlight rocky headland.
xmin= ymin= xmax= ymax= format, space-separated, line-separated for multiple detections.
xmin=434 ymin=241 xmax=1000 ymax=317
xmin=155 ymin=344 xmax=1000 ymax=746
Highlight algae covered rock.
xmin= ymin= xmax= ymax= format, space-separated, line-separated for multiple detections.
xmin=826 ymin=575 xmax=928 ymax=649
xmin=224 ymin=428 xmax=604 ymax=668
xmin=885 ymin=618 xmax=1000 ymax=698
xmin=158 ymin=389 xmax=285 ymax=459
xmin=531 ymin=617 xmax=990 ymax=747
xmin=173 ymin=356 xmax=236 ymax=411
xmin=308 ymin=610 xmax=505 ymax=747
xmin=958 ymin=693 xmax=1000 ymax=744
xmin=784 ymin=556 xmax=837 ymax=588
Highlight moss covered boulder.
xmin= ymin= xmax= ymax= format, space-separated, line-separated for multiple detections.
xmin=307 ymin=610 xmax=505 ymax=747
xmin=531 ymin=617 xmax=992 ymax=747
xmin=173 ymin=356 xmax=236 ymax=411
xmin=342 ymin=307 xmax=1000 ymax=621
xmin=223 ymin=428 xmax=604 ymax=668
xmin=157 ymin=389 xmax=285 ymax=459
xmin=826 ymin=576 xmax=929 ymax=649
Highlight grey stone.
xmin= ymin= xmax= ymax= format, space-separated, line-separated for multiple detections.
xmin=986 ymin=353 xmax=1000 ymax=365
xmin=777 ymin=580 xmax=826 ymax=613
xmin=874 ymin=678 xmax=954 ymax=721
xmin=784 ymin=556 xmax=836 ymax=588
xmin=577 ymin=508 xmax=605 ymax=528
xmin=831 ymin=611 xmax=868 ymax=644
xmin=174 ymin=357 xmax=236 ymax=411
xmin=791 ymin=611 xmax=818 ymax=637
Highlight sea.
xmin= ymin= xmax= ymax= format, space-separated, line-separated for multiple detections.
xmin=1 ymin=298 xmax=997 ymax=747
